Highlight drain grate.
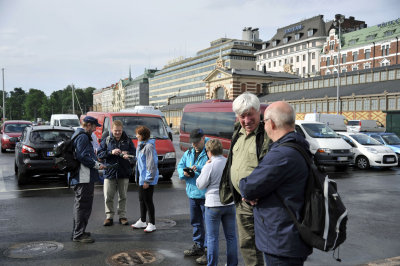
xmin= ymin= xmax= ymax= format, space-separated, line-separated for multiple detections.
xmin=4 ymin=241 xmax=64 ymax=259
xmin=107 ymin=250 xmax=164 ymax=265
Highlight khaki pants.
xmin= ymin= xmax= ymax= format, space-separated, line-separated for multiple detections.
xmin=104 ymin=178 xmax=129 ymax=219
xmin=236 ymin=200 xmax=264 ymax=266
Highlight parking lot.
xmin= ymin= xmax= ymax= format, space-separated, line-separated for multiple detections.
xmin=0 ymin=137 xmax=399 ymax=265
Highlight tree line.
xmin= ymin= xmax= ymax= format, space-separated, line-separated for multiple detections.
xmin=0 ymin=85 xmax=95 ymax=122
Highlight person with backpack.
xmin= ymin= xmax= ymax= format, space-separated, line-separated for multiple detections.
xmin=97 ymin=120 xmax=136 ymax=226
xmin=71 ymin=116 xmax=105 ymax=243
xmin=239 ymin=101 xmax=313 ymax=265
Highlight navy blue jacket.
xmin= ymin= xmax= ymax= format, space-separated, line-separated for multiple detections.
xmin=239 ymin=131 xmax=313 ymax=258
xmin=97 ymin=131 xmax=136 ymax=179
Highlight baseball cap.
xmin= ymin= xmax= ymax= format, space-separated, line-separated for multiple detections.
xmin=190 ymin=128 xmax=204 ymax=143
xmin=83 ymin=116 xmax=101 ymax=127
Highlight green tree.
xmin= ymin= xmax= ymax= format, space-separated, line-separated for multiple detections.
xmin=6 ymin=88 xmax=26 ymax=120
xmin=24 ymin=89 xmax=48 ymax=121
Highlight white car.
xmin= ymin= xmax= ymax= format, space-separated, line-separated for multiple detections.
xmin=337 ymin=132 xmax=397 ymax=169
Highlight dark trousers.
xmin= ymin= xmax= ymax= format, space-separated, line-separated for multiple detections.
xmin=72 ymin=183 xmax=94 ymax=239
xmin=264 ymin=253 xmax=306 ymax=266
xmin=138 ymin=185 xmax=155 ymax=224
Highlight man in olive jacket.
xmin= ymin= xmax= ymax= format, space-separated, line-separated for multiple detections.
xmin=219 ymin=92 xmax=270 ymax=266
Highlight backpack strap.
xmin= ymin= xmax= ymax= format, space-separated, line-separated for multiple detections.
xmin=279 ymin=142 xmax=312 ymax=166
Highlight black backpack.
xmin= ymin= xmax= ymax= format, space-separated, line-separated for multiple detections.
xmin=279 ymin=142 xmax=348 ymax=260
xmin=54 ymin=132 xmax=86 ymax=173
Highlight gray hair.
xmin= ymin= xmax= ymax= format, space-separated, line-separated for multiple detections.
xmin=232 ymin=92 xmax=260 ymax=116
xmin=265 ymin=102 xmax=295 ymax=128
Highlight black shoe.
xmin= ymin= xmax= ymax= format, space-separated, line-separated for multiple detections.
xmin=184 ymin=243 xmax=204 ymax=256
xmin=103 ymin=218 xmax=113 ymax=226
xmin=71 ymin=232 xmax=90 ymax=240
xmin=73 ymin=234 xmax=95 ymax=243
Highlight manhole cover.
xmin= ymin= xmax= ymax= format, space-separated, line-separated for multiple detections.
xmin=156 ymin=218 xmax=176 ymax=229
xmin=107 ymin=250 xmax=164 ymax=265
xmin=363 ymin=256 xmax=400 ymax=266
xmin=4 ymin=241 xmax=64 ymax=259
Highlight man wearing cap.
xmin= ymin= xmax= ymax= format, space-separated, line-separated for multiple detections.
xmin=71 ymin=116 xmax=105 ymax=243
xmin=177 ymin=128 xmax=209 ymax=265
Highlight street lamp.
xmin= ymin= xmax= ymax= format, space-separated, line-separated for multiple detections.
xmin=333 ymin=14 xmax=345 ymax=114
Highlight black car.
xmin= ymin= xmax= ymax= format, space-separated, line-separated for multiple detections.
xmin=14 ymin=125 xmax=75 ymax=185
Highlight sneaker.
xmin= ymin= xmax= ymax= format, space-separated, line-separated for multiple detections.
xmin=144 ymin=223 xmax=156 ymax=233
xmin=184 ymin=243 xmax=204 ymax=256
xmin=195 ymin=254 xmax=207 ymax=265
xmin=119 ymin=218 xmax=129 ymax=225
xmin=131 ymin=219 xmax=147 ymax=229
xmin=72 ymin=234 xmax=95 ymax=243
xmin=103 ymin=218 xmax=113 ymax=226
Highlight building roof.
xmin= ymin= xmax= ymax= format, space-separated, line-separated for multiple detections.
xmin=341 ymin=18 xmax=400 ymax=49
xmin=219 ymin=68 xmax=300 ymax=79
xmin=259 ymin=79 xmax=400 ymax=102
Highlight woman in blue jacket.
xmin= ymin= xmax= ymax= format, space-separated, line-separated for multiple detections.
xmin=131 ymin=125 xmax=159 ymax=233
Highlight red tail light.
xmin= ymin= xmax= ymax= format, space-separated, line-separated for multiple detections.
xmin=359 ymin=121 xmax=362 ymax=126
xmin=22 ymin=145 xmax=36 ymax=154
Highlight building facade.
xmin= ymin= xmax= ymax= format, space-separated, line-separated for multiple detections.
xmin=92 ymin=89 xmax=102 ymax=112
xmin=256 ymin=15 xmax=366 ymax=78
xmin=125 ymin=69 xmax=157 ymax=108
xmin=101 ymin=86 xmax=113 ymax=112
xmin=149 ymin=27 xmax=263 ymax=107
xmin=321 ymin=18 xmax=400 ymax=75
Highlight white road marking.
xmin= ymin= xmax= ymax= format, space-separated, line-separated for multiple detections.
xmin=0 ymin=169 xmax=6 ymax=192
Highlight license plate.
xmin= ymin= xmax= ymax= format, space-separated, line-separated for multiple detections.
xmin=386 ymin=157 xmax=395 ymax=162
xmin=337 ymin=157 xmax=347 ymax=161
xmin=46 ymin=151 xmax=55 ymax=157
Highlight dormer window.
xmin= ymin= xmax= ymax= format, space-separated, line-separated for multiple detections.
xmin=283 ymin=37 xmax=289 ymax=44
xmin=307 ymin=29 xmax=314 ymax=37
xmin=384 ymin=30 xmax=395 ymax=37
xmin=349 ymin=39 xmax=358 ymax=45
xmin=366 ymin=34 xmax=377 ymax=41
xmin=272 ymin=40 xmax=279 ymax=47
xmin=295 ymin=33 xmax=301 ymax=40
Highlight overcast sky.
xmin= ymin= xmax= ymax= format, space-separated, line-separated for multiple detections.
xmin=1 ymin=0 xmax=399 ymax=95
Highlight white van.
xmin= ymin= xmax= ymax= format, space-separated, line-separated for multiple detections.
xmin=304 ymin=113 xmax=347 ymax=131
xmin=347 ymin=120 xmax=386 ymax=133
xmin=50 ymin=114 xmax=80 ymax=129
xmin=119 ymin=106 xmax=173 ymax=140
xmin=295 ymin=120 xmax=353 ymax=169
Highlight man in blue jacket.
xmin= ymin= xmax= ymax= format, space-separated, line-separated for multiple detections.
xmin=177 ymin=128 xmax=208 ymax=264
xmin=240 ymin=101 xmax=313 ymax=265
xmin=71 ymin=116 xmax=105 ymax=243
xmin=98 ymin=120 xmax=136 ymax=226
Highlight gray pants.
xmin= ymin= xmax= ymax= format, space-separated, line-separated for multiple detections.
xmin=72 ymin=183 xmax=94 ymax=239
xmin=104 ymin=178 xmax=129 ymax=219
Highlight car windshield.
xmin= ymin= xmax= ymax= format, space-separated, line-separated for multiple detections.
xmin=4 ymin=123 xmax=31 ymax=133
xmin=113 ymin=116 xmax=168 ymax=139
xmin=302 ymin=123 xmax=339 ymax=138
xmin=347 ymin=121 xmax=360 ymax=126
xmin=30 ymin=130 xmax=74 ymax=144
xmin=60 ymin=119 xmax=80 ymax=127
xmin=382 ymin=134 xmax=400 ymax=145
xmin=350 ymin=134 xmax=381 ymax=146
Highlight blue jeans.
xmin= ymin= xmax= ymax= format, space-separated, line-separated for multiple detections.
xmin=205 ymin=205 xmax=238 ymax=266
xmin=189 ymin=198 xmax=206 ymax=248
xmin=264 ymin=253 xmax=306 ymax=266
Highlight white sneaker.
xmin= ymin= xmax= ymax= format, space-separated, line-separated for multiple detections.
xmin=144 ymin=223 xmax=156 ymax=233
xmin=131 ymin=219 xmax=147 ymax=229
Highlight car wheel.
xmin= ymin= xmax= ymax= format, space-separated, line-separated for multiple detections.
xmin=17 ymin=167 xmax=30 ymax=185
xmin=14 ymin=161 xmax=18 ymax=174
xmin=1 ymin=147 xmax=5 ymax=153
xmin=162 ymin=172 xmax=174 ymax=181
xmin=356 ymin=156 xmax=370 ymax=170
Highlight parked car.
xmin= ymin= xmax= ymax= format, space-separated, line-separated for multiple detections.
xmin=346 ymin=120 xmax=385 ymax=133
xmin=364 ymin=132 xmax=400 ymax=165
xmin=295 ymin=120 xmax=353 ymax=170
xmin=1 ymin=120 xmax=32 ymax=153
xmin=337 ymin=132 xmax=397 ymax=169
xmin=14 ymin=125 xmax=75 ymax=185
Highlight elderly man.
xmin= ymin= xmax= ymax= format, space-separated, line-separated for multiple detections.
xmin=71 ymin=116 xmax=105 ymax=243
xmin=239 ymin=101 xmax=313 ymax=265
xmin=219 ymin=92 xmax=270 ymax=266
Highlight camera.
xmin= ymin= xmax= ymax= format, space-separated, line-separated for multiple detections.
xmin=183 ymin=167 xmax=195 ymax=177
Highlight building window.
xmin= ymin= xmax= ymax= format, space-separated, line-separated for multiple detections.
xmin=312 ymin=52 xmax=315 ymax=59
xmin=327 ymin=57 xmax=330 ymax=66
xmin=312 ymin=41 xmax=316 ymax=47
xmin=330 ymin=41 xmax=334 ymax=50
xmin=301 ymin=103 xmax=305 ymax=113
xmin=308 ymin=29 xmax=314 ymax=37
xmin=303 ymin=67 xmax=306 ymax=75
xmin=342 ymin=54 xmax=346 ymax=63
xmin=348 ymin=100 xmax=355 ymax=111
xmin=290 ymin=46 xmax=294 ymax=52
xmin=295 ymin=33 xmax=300 ymax=40
xmin=347 ymin=76 xmax=353 ymax=85
xmin=329 ymin=78 xmax=335 ymax=86
xmin=364 ymin=63 xmax=371 ymax=69
xmin=322 ymin=102 xmax=328 ymax=112
xmin=283 ymin=37 xmax=289 ymax=44
xmin=272 ymin=41 xmax=277 ymax=47
xmin=371 ymin=99 xmax=378 ymax=110
xmin=388 ymin=98 xmax=396 ymax=110
xmin=303 ymin=54 xmax=306 ymax=61
xmin=380 ymin=98 xmax=386 ymax=110
xmin=341 ymin=67 xmax=347 ymax=73
xmin=353 ymin=51 xmax=358 ymax=61
xmin=382 ymin=44 xmax=390 ymax=56
xmin=297 ymin=56 xmax=300 ymax=62
xmin=360 ymin=74 xmax=365 ymax=83
xmin=366 ymin=73 xmax=373 ymax=82
xmin=312 ymin=65 xmax=315 ymax=73
xmin=356 ymin=100 xmax=363 ymax=111
xmin=381 ymin=71 xmax=387 ymax=81
xmin=352 ymin=65 xmax=358 ymax=71
xmin=342 ymin=100 xmax=348 ymax=111
xmin=241 ymin=83 xmax=246 ymax=92
xmin=290 ymin=57 xmax=293 ymax=63
xmin=384 ymin=30 xmax=395 ymax=37
xmin=268 ymin=62 xmax=271 ymax=68
xmin=274 ymin=61 xmax=276 ymax=67
xmin=364 ymin=99 xmax=370 ymax=110
xmin=374 ymin=72 xmax=380 ymax=81
xmin=334 ymin=56 xmax=337 ymax=65
xmin=365 ymin=49 xmax=371 ymax=59
xmin=279 ymin=60 xmax=282 ymax=66
xmin=329 ymin=101 xmax=335 ymax=112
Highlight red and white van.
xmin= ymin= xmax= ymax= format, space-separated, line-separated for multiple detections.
xmin=179 ymin=100 xmax=268 ymax=155
xmin=86 ymin=111 xmax=176 ymax=180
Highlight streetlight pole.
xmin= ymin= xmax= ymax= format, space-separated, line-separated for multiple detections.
xmin=334 ymin=14 xmax=344 ymax=114
xmin=2 ymin=68 xmax=5 ymax=122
